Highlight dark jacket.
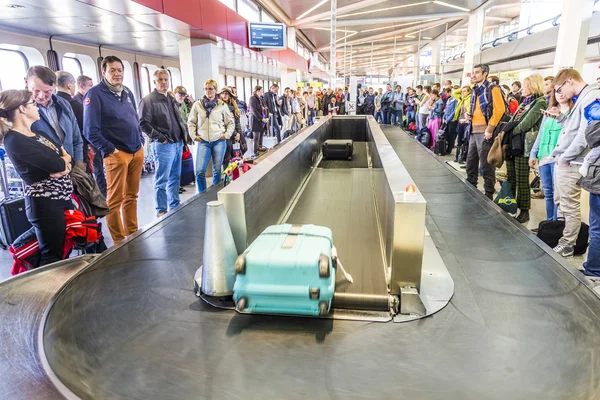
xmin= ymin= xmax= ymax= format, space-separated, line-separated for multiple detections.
xmin=365 ymin=94 xmax=376 ymax=112
xmin=84 ymin=80 xmax=143 ymax=156
xmin=509 ymin=96 xmax=547 ymax=157
xmin=56 ymin=91 xmax=84 ymax=134
xmin=32 ymin=94 xmax=84 ymax=163
xmin=139 ymin=89 xmax=189 ymax=144
xmin=321 ymin=93 xmax=332 ymax=113
xmin=223 ymin=105 xmax=248 ymax=167
xmin=579 ymin=121 xmax=600 ymax=194
xmin=264 ymin=91 xmax=282 ymax=125
xmin=249 ymin=94 xmax=266 ymax=132
xmin=280 ymin=95 xmax=291 ymax=116
xmin=70 ymin=164 xmax=109 ymax=217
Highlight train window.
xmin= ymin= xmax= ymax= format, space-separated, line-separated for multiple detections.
xmin=0 ymin=49 xmax=28 ymax=91
xmin=168 ymin=67 xmax=182 ymax=89
xmin=122 ymin=60 xmax=135 ymax=95
xmin=219 ymin=0 xmax=236 ymax=11
xmin=64 ymin=53 xmax=97 ymax=83
xmin=62 ymin=56 xmax=83 ymax=77
xmin=238 ymin=0 xmax=260 ymax=22
xmin=218 ymin=74 xmax=226 ymax=92
xmin=140 ymin=65 xmax=151 ymax=98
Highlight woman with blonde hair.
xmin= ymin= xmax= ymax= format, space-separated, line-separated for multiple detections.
xmin=0 ymin=89 xmax=73 ymax=265
xmin=505 ymin=73 xmax=547 ymax=223
xmin=188 ymin=79 xmax=235 ymax=193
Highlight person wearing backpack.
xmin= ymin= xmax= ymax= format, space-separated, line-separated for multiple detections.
xmin=545 ymin=68 xmax=600 ymax=258
xmin=465 ymin=64 xmax=506 ymax=200
xmin=504 ymin=74 xmax=547 ymax=223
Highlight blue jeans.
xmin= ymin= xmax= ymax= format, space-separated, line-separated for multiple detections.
xmin=391 ymin=109 xmax=403 ymax=126
xmin=152 ymin=141 xmax=183 ymax=213
xmin=196 ymin=139 xmax=227 ymax=193
xmin=406 ymin=110 xmax=415 ymax=126
xmin=374 ymin=110 xmax=382 ymax=123
xmin=584 ymin=192 xmax=600 ymax=277
xmin=382 ymin=108 xmax=391 ymax=124
xmin=270 ymin=115 xmax=281 ymax=143
xmin=308 ymin=108 xmax=315 ymax=125
xmin=539 ymin=162 xmax=558 ymax=220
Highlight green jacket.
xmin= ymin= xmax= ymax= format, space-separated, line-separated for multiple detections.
xmin=509 ymin=96 xmax=547 ymax=158
xmin=179 ymin=101 xmax=191 ymax=124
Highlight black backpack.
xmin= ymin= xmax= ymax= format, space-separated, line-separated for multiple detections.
xmin=419 ymin=128 xmax=432 ymax=147
xmin=537 ymin=220 xmax=589 ymax=256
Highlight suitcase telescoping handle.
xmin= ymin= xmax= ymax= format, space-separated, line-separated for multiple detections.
xmin=331 ymin=246 xmax=353 ymax=283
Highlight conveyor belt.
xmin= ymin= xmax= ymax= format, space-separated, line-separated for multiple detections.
xmin=317 ymin=142 xmax=369 ymax=168
xmin=285 ymin=168 xmax=387 ymax=296
xmin=4 ymin=129 xmax=600 ymax=399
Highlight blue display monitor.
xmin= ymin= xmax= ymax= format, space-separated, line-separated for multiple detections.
xmin=248 ymin=22 xmax=287 ymax=49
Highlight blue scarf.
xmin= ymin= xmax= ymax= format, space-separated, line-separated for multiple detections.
xmin=470 ymin=80 xmax=492 ymax=121
xmin=203 ymin=96 xmax=218 ymax=117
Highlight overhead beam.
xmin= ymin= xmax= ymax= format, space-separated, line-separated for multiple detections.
xmin=293 ymin=0 xmax=388 ymax=26
xmin=297 ymin=12 xmax=468 ymax=28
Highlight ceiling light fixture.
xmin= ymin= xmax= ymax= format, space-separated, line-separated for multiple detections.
xmin=131 ymin=36 xmax=143 ymax=39
xmin=336 ymin=1 xmax=430 ymax=19
xmin=82 ymin=24 xmax=97 ymax=28
xmin=360 ymin=19 xmax=439 ymax=34
xmin=432 ymin=1 xmax=470 ymax=12
xmin=297 ymin=0 xmax=329 ymax=21
xmin=6 ymin=4 xmax=25 ymax=8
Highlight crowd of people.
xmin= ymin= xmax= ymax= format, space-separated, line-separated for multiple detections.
xmin=2 ymin=54 xmax=600 ymax=281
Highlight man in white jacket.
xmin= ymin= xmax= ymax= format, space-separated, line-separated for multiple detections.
xmin=547 ymin=68 xmax=600 ymax=257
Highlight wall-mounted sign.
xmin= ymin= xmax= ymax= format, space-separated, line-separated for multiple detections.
xmin=248 ymin=23 xmax=286 ymax=49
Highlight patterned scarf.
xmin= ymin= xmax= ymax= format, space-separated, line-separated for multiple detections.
xmin=203 ymin=96 xmax=218 ymax=117
xmin=515 ymin=94 xmax=537 ymax=121
xmin=470 ymin=80 xmax=491 ymax=120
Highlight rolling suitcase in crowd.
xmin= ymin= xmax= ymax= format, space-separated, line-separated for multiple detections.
xmin=407 ymin=122 xmax=417 ymax=133
xmin=180 ymin=146 xmax=195 ymax=186
xmin=537 ymin=220 xmax=590 ymax=256
xmin=434 ymin=123 xmax=448 ymax=156
xmin=233 ymin=224 xmax=338 ymax=316
xmin=322 ymin=139 xmax=353 ymax=160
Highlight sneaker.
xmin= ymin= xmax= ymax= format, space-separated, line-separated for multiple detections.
xmin=553 ymin=244 xmax=574 ymax=258
xmin=156 ymin=210 xmax=168 ymax=218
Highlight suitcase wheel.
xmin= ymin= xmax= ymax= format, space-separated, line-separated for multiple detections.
xmin=234 ymin=254 xmax=246 ymax=275
xmin=236 ymin=297 xmax=247 ymax=311
xmin=318 ymin=254 xmax=330 ymax=278
xmin=347 ymin=156 xmax=352 ymax=161
xmin=318 ymin=301 xmax=329 ymax=316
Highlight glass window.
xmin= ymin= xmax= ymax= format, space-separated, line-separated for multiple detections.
xmin=244 ymin=77 xmax=252 ymax=104
xmin=219 ymin=0 xmax=236 ymax=11
xmin=62 ymin=56 xmax=83 ymax=78
xmin=122 ymin=61 xmax=135 ymax=98
xmin=226 ymin=74 xmax=236 ymax=88
xmin=0 ymin=49 xmax=28 ymax=90
xmin=261 ymin=10 xmax=275 ymax=23
xmin=236 ymin=76 xmax=245 ymax=102
xmin=238 ymin=0 xmax=260 ymax=22
xmin=140 ymin=66 xmax=151 ymax=98
xmin=218 ymin=74 xmax=225 ymax=91
xmin=168 ymin=67 xmax=182 ymax=89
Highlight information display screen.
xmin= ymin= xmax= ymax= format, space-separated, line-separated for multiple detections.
xmin=248 ymin=23 xmax=286 ymax=49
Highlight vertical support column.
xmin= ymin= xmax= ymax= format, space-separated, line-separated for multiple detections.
xmin=430 ymin=39 xmax=441 ymax=78
xmin=287 ymin=27 xmax=297 ymax=51
xmin=462 ymin=9 xmax=484 ymax=87
xmin=553 ymin=0 xmax=594 ymax=74
xmin=178 ymin=38 xmax=218 ymax=99
xmin=441 ymin=23 xmax=448 ymax=84
xmin=280 ymin=67 xmax=296 ymax=91
xmin=330 ymin=0 xmax=337 ymax=86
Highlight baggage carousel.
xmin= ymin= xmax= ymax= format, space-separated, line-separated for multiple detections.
xmin=2 ymin=120 xmax=600 ymax=399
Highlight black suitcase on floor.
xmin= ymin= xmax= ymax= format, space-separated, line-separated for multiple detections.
xmin=537 ymin=220 xmax=589 ymax=256
xmin=434 ymin=135 xmax=448 ymax=155
xmin=0 ymin=197 xmax=32 ymax=249
xmin=180 ymin=151 xmax=195 ymax=186
xmin=322 ymin=139 xmax=353 ymax=160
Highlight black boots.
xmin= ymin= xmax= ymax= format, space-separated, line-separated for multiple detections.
xmin=516 ymin=209 xmax=530 ymax=223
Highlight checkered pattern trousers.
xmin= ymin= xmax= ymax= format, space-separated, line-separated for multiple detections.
xmin=506 ymin=156 xmax=531 ymax=210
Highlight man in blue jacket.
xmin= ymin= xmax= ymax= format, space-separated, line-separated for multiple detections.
xmin=27 ymin=66 xmax=84 ymax=169
xmin=84 ymin=55 xmax=144 ymax=244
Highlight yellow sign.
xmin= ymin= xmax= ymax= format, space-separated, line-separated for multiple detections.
xmin=310 ymin=81 xmax=323 ymax=88
xmin=296 ymin=82 xmax=307 ymax=88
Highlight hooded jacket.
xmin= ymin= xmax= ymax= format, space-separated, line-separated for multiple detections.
xmin=188 ymin=98 xmax=235 ymax=142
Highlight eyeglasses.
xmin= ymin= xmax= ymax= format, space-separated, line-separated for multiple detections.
xmin=204 ymin=87 xmax=215 ymax=91
xmin=555 ymin=80 xmax=569 ymax=94
xmin=24 ymin=100 xmax=36 ymax=107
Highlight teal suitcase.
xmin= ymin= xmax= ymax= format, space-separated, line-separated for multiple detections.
xmin=233 ymin=224 xmax=336 ymax=317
